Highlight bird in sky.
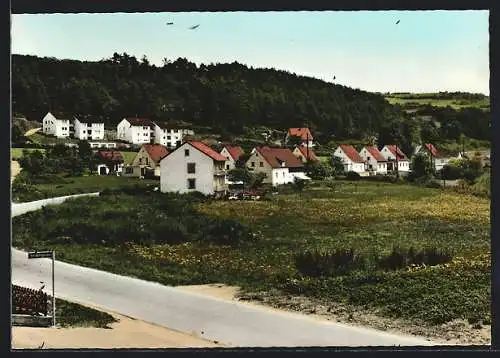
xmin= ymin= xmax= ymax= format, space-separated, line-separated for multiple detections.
xmin=396 ymin=20 xmax=400 ymax=24
xmin=189 ymin=24 xmax=200 ymax=30
xmin=333 ymin=76 xmax=336 ymax=80
xmin=166 ymin=22 xmax=174 ymax=25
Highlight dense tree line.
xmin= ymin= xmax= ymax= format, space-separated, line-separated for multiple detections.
xmin=12 ymin=53 xmax=490 ymax=148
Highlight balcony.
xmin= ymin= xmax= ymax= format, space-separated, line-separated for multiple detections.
xmin=214 ymin=168 xmax=227 ymax=176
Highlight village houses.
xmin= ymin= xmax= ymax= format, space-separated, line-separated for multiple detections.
xmin=159 ymin=141 xmax=228 ymax=198
xmin=380 ymin=145 xmax=411 ymax=173
xmin=246 ymin=146 xmax=308 ymax=186
xmin=42 ymin=111 xmax=72 ymax=138
xmin=220 ymin=144 xmax=245 ymax=171
xmin=116 ymin=117 xmax=154 ymax=145
xmin=123 ymin=144 xmax=169 ymax=178
xmin=285 ymin=128 xmax=314 ymax=147
xmin=292 ymin=144 xmax=319 ymax=163
xmin=96 ymin=150 xmax=124 ymax=176
xmin=414 ymin=143 xmax=452 ymax=172
xmin=153 ymin=121 xmax=195 ymax=149
xmin=333 ymin=144 xmax=366 ymax=174
xmin=358 ymin=146 xmax=388 ymax=175
xmin=73 ymin=115 xmax=105 ymax=141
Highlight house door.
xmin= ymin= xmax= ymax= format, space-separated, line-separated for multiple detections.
xmin=99 ymin=166 xmax=107 ymax=175
xmin=141 ymin=167 xmax=146 ymax=176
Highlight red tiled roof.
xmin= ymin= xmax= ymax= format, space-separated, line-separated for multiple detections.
xmin=188 ymin=141 xmax=227 ymax=161
xmin=424 ymin=143 xmax=441 ymax=158
xmin=297 ymin=145 xmax=319 ymax=162
xmin=125 ymin=117 xmax=153 ymax=126
xmin=364 ymin=146 xmax=387 ymax=162
xmin=142 ymin=144 xmax=169 ymax=163
xmin=385 ymin=145 xmax=409 ymax=161
xmin=256 ymin=147 xmax=304 ymax=168
xmin=339 ymin=144 xmax=364 ymax=163
xmin=98 ymin=151 xmax=124 ymax=162
xmin=224 ymin=145 xmax=244 ymax=161
xmin=287 ymin=128 xmax=313 ymax=141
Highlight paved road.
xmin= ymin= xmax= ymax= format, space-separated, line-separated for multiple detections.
xmin=11 ymin=196 xmax=437 ymax=347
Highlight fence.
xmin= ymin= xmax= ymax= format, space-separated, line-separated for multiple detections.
xmin=12 ymin=284 xmax=49 ymax=316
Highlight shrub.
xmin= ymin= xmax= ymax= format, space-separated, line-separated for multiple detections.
xmin=295 ymin=249 xmax=362 ymax=277
xmin=378 ymin=247 xmax=453 ymax=271
xmin=345 ymin=171 xmax=361 ymax=181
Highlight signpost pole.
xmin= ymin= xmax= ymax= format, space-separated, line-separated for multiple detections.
xmin=52 ymin=251 xmax=56 ymax=328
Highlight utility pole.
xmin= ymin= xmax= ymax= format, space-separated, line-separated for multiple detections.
xmin=395 ymin=144 xmax=399 ymax=179
xmin=52 ymin=251 xmax=56 ymax=328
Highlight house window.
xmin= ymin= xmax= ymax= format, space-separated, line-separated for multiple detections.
xmin=259 ymin=161 xmax=264 ymax=167
xmin=139 ymin=158 xmax=143 ymax=164
xmin=282 ymin=172 xmax=285 ymax=177
xmin=226 ymin=164 xmax=230 ymax=170
xmin=187 ymin=163 xmax=196 ymax=174
xmin=188 ymin=178 xmax=196 ymax=190
xmin=167 ymin=136 xmax=171 ymax=140
xmin=251 ymin=162 xmax=255 ymax=167
xmin=125 ymin=167 xmax=133 ymax=174
xmin=185 ymin=149 xmax=190 ymax=157
xmin=275 ymin=172 xmax=278 ymax=178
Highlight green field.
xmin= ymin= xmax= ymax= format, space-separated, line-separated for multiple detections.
xmin=11 ymin=147 xmax=46 ymax=160
xmin=12 ymin=175 xmax=158 ymax=202
xmin=11 ymin=181 xmax=490 ymax=336
xmin=28 ymin=133 xmax=80 ymax=145
xmin=385 ymin=95 xmax=490 ymax=111
xmin=121 ymin=151 xmax=137 ymax=164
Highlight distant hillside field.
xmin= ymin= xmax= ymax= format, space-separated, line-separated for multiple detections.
xmin=385 ymin=92 xmax=490 ymax=111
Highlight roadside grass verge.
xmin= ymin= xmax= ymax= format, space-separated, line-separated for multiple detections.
xmin=11 ymin=148 xmax=46 ymax=160
xmin=11 ymin=182 xmax=490 ymax=328
xmin=56 ymin=299 xmax=118 ymax=328
xmin=12 ymin=174 xmax=158 ymax=202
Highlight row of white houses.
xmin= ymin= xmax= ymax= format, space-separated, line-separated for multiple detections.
xmin=333 ymin=143 xmax=455 ymax=174
xmin=41 ymin=112 xmax=195 ymax=148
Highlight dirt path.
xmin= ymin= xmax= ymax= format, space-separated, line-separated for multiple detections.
xmin=11 ymin=160 xmax=21 ymax=184
xmin=24 ymin=127 xmax=42 ymax=137
xmin=12 ymin=307 xmax=223 ymax=349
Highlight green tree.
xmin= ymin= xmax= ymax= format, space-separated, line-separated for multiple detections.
xmin=291 ymin=177 xmax=307 ymax=195
xmin=408 ymin=153 xmax=434 ymax=181
xmin=330 ymin=156 xmax=345 ymax=175
xmin=305 ymin=161 xmax=333 ymax=180
xmin=249 ymin=172 xmax=267 ymax=189
xmin=227 ymin=168 xmax=252 ymax=185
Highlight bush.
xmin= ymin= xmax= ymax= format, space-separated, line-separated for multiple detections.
xmin=378 ymin=247 xmax=453 ymax=271
xmin=295 ymin=249 xmax=362 ymax=277
xmin=345 ymin=171 xmax=361 ymax=181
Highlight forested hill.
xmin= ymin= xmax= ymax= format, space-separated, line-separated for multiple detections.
xmin=12 ymin=53 xmax=404 ymax=140
xmin=12 ymin=53 xmax=490 ymax=153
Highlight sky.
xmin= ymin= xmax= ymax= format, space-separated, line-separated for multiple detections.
xmin=11 ymin=10 xmax=490 ymax=95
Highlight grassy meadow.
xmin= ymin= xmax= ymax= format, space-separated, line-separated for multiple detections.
xmin=384 ymin=94 xmax=490 ymax=111
xmin=12 ymin=174 xmax=158 ymax=202
xmin=56 ymin=299 xmax=117 ymax=328
xmin=11 ymin=180 xmax=490 ymax=330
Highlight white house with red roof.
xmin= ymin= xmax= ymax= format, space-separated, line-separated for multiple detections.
xmin=359 ymin=146 xmax=388 ymax=175
xmin=293 ymin=144 xmax=319 ymax=163
xmin=246 ymin=146 xmax=308 ymax=186
xmin=220 ymin=144 xmax=245 ymax=171
xmin=159 ymin=141 xmax=228 ymax=197
xmin=380 ymin=145 xmax=410 ymax=173
xmin=333 ymin=144 xmax=366 ymax=174
xmin=285 ymin=128 xmax=314 ymax=147
xmin=116 ymin=117 xmax=154 ymax=145
xmin=414 ymin=143 xmax=452 ymax=172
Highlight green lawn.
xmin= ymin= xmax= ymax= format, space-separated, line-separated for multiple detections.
xmin=385 ymin=96 xmax=490 ymax=111
xmin=121 ymin=151 xmax=138 ymax=164
xmin=56 ymin=298 xmax=117 ymax=328
xmin=12 ymin=175 xmax=158 ymax=202
xmin=11 ymin=181 xmax=490 ymax=329
xmin=11 ymin=147 xmax=46 ymax=160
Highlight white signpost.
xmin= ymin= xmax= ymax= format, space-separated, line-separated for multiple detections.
xmin=27 ymin=250 xmax=55 ymax=327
